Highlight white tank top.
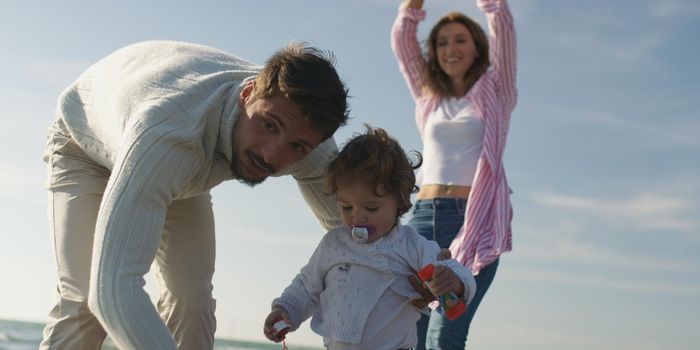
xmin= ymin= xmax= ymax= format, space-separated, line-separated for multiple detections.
xmin=420 ymin=96 xmax=484 ymax=187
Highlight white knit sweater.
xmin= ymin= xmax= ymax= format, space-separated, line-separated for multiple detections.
xmin=273 ymin=223 xmax=475 ymax=347
xmin=51 ymin=40 xmax=341 ymax=349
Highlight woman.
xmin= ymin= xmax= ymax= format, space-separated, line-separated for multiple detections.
xmin=391 ymin=0 xmax=517 ymax=348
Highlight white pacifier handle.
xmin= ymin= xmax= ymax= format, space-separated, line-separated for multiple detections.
xmin=351 ymin=226 xmax=369 ymax=243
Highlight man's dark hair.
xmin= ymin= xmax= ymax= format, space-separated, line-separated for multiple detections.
xmin=253 ymin=42 xmax=350 ymax=139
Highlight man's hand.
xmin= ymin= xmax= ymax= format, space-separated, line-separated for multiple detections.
xmin=410 ymin=248 xmax=452 ymax=308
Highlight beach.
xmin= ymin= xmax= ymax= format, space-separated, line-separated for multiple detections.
xmin=0 ymin=319 xmax=322 ymax=350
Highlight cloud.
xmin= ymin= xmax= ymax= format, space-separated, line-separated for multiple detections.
xmin=507 ymin=265 xmax=700 ymax=296
xmin=528 ymin=190 xmax=699 ymax=234
xmin=543 ymin=2 xmax=693 ymax=67
xmin=511 ymin=181 xmax=700 ymax=294
xmin=532 ymin=192 xmax=685 ymax=216
xmin=586 ymin=110 xmax=700 ymax=149
xmin=514 ymin=228 xmax=697 ymax=273
xmin=551 ymin=23 xmax=665 ymax=63
xmin=534 ymin=103 xmax=700 ymax=149
xmin=477 ymin=324 xmax=666 ymax=350
xmin=647 ymin=0 xmax=700 ymax=19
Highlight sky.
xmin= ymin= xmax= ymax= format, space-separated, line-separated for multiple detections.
xmin=0 ymin=0 xmax=699 ymax=349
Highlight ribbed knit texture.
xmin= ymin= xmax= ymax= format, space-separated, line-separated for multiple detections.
xmin=53 ymin=40 xmax=340 ymax=349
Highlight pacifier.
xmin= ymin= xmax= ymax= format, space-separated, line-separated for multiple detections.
xmin=350 ymin=225 xmax=376 ymax=243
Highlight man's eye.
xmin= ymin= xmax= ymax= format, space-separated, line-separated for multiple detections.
xmin=341 ymin=206 xmax=352 ymax=211
xmin=263 ymin=119 xmax=275 ymax=130
xmin=367 ymin=207 xmax=378 ymax=212
xmin=293 ymin=143 xmax=307 ymax=153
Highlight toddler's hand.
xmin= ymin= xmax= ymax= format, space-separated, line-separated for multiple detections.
xmin=429 ymin=265 xmax=465 ymax=298
xmin=409 ymin=249 xmax=452 ymax=308
xmin=263 ymin=306 xmax=291 ymax=342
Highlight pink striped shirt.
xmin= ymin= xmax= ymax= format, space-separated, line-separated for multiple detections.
xmin=391 ymin=0 xmax=517 ymax=274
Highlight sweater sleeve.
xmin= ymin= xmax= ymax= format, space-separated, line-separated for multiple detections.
xmin=272 ymin=237 xmax=328 ymax=330
xmin=288 ymin=137 xmax=342 ymax=231
xmin=87 ymin=124 xmax=201 ymax=350
xmin=413 ymin=232 xmax=476 ymax=304
xmin=440 ymin=259 xmax=477 ymax=304
xmin=391 ymin=7 xmax=428 ymax=101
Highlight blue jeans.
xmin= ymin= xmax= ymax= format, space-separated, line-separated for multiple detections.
xmin=408 ymin=198 xmax=499 ymax=350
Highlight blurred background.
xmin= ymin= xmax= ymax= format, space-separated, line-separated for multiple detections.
xmin=0 ymin=0 xmax=698 ymax=349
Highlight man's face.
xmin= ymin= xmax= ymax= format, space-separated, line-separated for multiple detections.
xmin=231 ymin=82 xmax=324 ymax=186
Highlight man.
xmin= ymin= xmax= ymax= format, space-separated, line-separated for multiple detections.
xmin=40 ymin=40 xmax=349 ymax=350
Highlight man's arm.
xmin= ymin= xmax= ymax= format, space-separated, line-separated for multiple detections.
xmin=88 ymin=128 xmax=201 ymax=350
xmin=289 ymin=137 xmax=342 ymax=231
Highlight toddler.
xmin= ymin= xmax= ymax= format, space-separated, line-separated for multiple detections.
xmin=263 ymin=126 xmax=475 ymax=349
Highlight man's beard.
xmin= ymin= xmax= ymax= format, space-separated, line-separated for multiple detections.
xmin=229 ymin=148 xmax=265 ymax=187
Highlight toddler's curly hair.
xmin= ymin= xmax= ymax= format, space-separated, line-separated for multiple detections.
xmin=325 ymin=125 xmax=422 ymax=217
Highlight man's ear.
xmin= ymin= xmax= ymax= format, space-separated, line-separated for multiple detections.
xmin=239 ymin=80 xmax=255 ymax=105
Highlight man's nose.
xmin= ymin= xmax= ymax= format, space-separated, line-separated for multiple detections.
xmin=261 ymin=140 xmax=285 ymax=165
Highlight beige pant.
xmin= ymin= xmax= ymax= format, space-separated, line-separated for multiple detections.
xmin=40 ymin=131 xmax=217 ymax=350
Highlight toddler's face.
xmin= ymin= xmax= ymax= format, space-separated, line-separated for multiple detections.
xmin=336 ymin=181 xmax=399 ymax=243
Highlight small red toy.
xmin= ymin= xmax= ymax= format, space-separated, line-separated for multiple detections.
xmin=418 ymin=263 xmax=466 ymax=320
xmin=272 ymin=318 xmax=290 ymax=339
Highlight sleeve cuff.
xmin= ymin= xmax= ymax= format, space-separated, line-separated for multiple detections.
xmin=477 ymin=0 xmax=501 ymax=13
xmin=460 ymin=272 xmax=476 ymax=304
xmin=272 ymin=298 xmax=304 ymax=331
xmin=439 ymin=259 xmax=477 ymax=304
xmin=399 ymin=7 xmax=426 ymax=21
xmin=276 ymin=137 xmax=338 ymax=179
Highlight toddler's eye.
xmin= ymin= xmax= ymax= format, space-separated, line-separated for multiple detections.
xmin=262 ymin=119 xmax=276 ymax=131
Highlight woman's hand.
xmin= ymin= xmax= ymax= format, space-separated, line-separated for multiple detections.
xmin=401 ymin=0 xmax=425 ymax=10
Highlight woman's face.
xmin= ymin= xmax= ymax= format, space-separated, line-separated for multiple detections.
xmin=436 ymin=21 xmax=479 ymax=82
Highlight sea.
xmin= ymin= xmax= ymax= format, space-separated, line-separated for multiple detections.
xmin=0 ymin=319 xmax=322 ymax=350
